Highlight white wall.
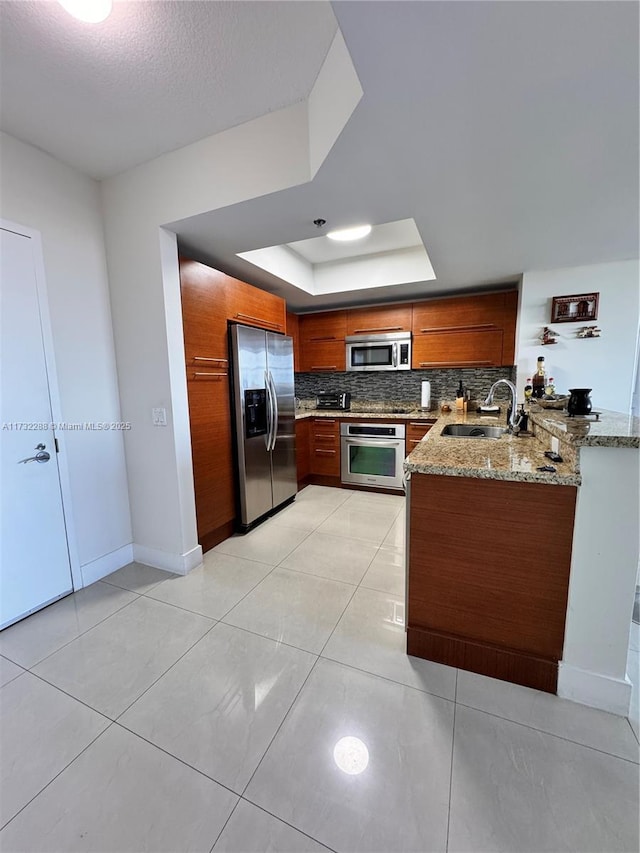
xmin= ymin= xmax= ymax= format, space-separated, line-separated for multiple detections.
xmin=100 ymin=105 xmax=313 ymax=570
xmin=0 ymin=132 xmax=132 ymax=585
xmin=517 ymin=260 xmax=640 ymax=412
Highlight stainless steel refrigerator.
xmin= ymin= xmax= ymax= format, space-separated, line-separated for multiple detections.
xmin=229 ymin=324 xmax=297 ymax=531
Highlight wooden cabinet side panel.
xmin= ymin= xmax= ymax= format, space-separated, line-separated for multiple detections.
xmin=346 ymin=304 xmax=412 ymax=335
xmin=286 ymin=312 xmax=301 ymax=372
xmin=295 ymin=419 xmax=310 ymax=484
xmin=501 ymin=289 xmax=518 ymax=365
xmin=408 ymin=474 xmax=576 ymax=660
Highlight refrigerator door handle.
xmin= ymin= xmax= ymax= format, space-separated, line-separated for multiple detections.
xmin=264 ymin=370 xmax=274 ymax=450
xmin=268 ymin=371 xmax=279 ymax=450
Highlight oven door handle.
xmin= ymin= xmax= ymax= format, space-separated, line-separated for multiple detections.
xmin=392 ymin=341 xmax=398 ymax=368
xmin=343 ymin=438 xmax=403 ymax=447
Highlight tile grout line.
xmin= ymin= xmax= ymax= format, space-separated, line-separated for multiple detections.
xmin=5 ymin=588 xmax=143 ymax=672
xmin=207 ymin=797 xmax=242 ymax=853
xmin=232 ymin=799 xmax=341 ymax=853
xmin=445 ymin=668 xmax=459 ymax=853
xmin=625 ymin=716 xmax=640 ymax=746
xmin=0 ymin=720 xmax=116 ymax=833
xmin=454 ymin=699 xmax=640 ymax=765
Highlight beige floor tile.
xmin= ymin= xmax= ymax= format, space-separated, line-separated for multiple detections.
xmin=280 ymin=531 xmax=378 ymax=584
xmin=101 ymin=561 xmax=173 ymax=593
xmin=0 ymin=673 xmax=109 ymax=826
xmin=223 ymin=568 xmax=354 ymax=654
xmin=121 ymin=622 xmax=315 ymax=792
xmin=360 ymin=546 xmax=405 ymax=596
xmin=0 ymin=725 xmax=237 ymax=852
xmin=448 ymin=704 xmax=639 ymax=853
xmin=146 ymin=552 xmax=273 ymax=619
xmin=0 ymin=655 xmax=23 ymax=688
xmin=33 ymin=597 xmax=213 ymax=718
xmin=213 ymin=799 xmax=331 ymax=852
xmin=316 ymin=504 xmax=397 ymax=545
xmin=213 ymin=523 xmax=309 ymax=565
xmin=0 ymin=582 xmax=137 ymax=668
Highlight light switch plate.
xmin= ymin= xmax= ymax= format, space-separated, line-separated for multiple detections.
xmin=551 ymin=436 xmax=560 ymax=454
xmin=152 ymin=407 xmax=167 ymax=426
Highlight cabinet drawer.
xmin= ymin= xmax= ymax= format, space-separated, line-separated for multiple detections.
xmin=406 ymin=420 xmax=436 ymax=442
xmin=412 ymin=330 xmax=503 ymax=369
xmin=312 ymin=417 xmax=339 ymax=432
xmin=310 ymin=446 xmax=340 ymax=477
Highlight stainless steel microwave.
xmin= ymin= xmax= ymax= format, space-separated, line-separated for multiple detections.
xmin=345 ymin=332 xmax=411 ymax=372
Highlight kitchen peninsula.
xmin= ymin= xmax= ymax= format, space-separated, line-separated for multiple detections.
xmin=404 ymin=406 xmax=639 ymax=715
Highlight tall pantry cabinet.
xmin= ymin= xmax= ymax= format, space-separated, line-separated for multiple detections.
xmin=179 ymin=257 xmax=286 ymax=551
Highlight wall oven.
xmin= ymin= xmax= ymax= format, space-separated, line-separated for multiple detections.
xmin=345 ymin=332 xmax=411 ymax=372
xmin=340 ymin=422 xmax=406 ymax=490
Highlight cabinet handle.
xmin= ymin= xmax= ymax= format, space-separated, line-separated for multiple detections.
xmin=315 ymin=449 xmax=336 ymax=456
xmin=310 ymin=365 xmax=338 ymax=370
xmin=309 ymin=336 xmax=336 ymax=341
xmin=418 ymin=360 xmax=492 ymax=367
xmin=315 ymin=419 xmax=336 ymax=424
xmin=419 ymin=324 xmax=496 ymax=333
xmin=314 ymin=434 xmax=336 ymax=440
xmin=352 ymin=326 xmax=403 ymax=333
xmin=192 ymin=372 xmax=228 ymax=378
xmin=192 ymin=356 xmax=228 ymax=363
xmin=235 ymin=313 xmax=282 ymax=330
xmin=408 ymin=422 xmax=433 ymax=428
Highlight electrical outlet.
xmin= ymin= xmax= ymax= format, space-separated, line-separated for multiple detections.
xmin=152 ymin=407 xmax=167 ymax=426
xmin=551 ymin=436 xmax=560 ymax=454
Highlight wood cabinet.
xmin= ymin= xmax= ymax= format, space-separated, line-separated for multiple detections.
xmin=411 ymin=290 xmax=517 ymax=368
xmin=295 ymin=418 xmax=310 ymax=487
xmin=412 ymin=329 xmax=504 ymax=369
xmin=179 ymin=258 xmax=235 ymax=550
xmin=309 ymin=418 xmax=340 ymax=479
xmin=180 ymin=257 xmax=287 ymax=551
xmin=227 ymin=276 xmax=286 ymax=333
xmin=298 ymin=311 xmax=347 ymax=372
xmin=346 ymin=304 xmax=412 ymax=336
xmin=405 ymin=419 xmax=437 ymax=453
xmin=286 ymin=312 xmax=300 ymax=373
xmin=407 ymin=473 xmax=577 ymax=693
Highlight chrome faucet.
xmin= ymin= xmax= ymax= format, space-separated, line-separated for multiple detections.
xmin=484 ymin=379 xmax=519 ymax=432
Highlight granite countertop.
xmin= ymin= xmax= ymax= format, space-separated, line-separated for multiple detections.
xmin=295 ymin=408 xmax=437 ymax=421
xmin=403 ymin=409 xmax=581 ymax=486
xmin=528 ymin=406 xmax=639 ymax=448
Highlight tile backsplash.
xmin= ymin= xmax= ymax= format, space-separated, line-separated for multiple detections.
xmin=295 ymin=367 xmax=517 ymax=407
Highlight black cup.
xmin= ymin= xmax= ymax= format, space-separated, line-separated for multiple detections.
xmin=567 ymin=388 xmax=592 ymax=416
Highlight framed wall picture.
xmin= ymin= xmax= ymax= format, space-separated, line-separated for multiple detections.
xmin=551 ymin=292 xmax=599 ymax=323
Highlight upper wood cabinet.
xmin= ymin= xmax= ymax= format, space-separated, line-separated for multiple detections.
xmin=298 ymin=311 xmax=347 ymax=371
xmin=286 ymin=311 xmax=300 ymax=373
xmin=299 ymin=310 xmax=347 ymax=342
xmin=179 ymin=257 xmax=230 ymax=368
xmin=346 ymin=304 xmax=412 ymax=336
xmin=227 ymin=277 xmax=286 ymax=333
xmin=412 ymin=291 xmax=506 ymax=333
xmin=411 ymin=290 xmax=517 ymax=367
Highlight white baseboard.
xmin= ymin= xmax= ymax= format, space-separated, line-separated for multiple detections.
xmin=558 ymin=662 xmax=632 ymax=716
xmin=132 ymin=543 xmax=203 ymax=576
xmin=80 ymin=544 xmax=134 ymax=587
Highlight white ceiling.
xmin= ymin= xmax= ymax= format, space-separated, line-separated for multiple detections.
xmin=0 ymin=0 xmax=337 ymax=178
xmin=286 ymin=219 xmax=423 ymax=265
xmin=1 ymin=1 xmax=638 ymax=311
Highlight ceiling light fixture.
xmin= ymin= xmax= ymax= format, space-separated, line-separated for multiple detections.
xmin=58 ymin=0 xmax=112 ymax=23
xmin=327 ymin=224 xmax=372 ymax=242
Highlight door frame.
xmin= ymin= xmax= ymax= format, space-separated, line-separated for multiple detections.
xmin=1 ymin=218 xmax=81 ymax=591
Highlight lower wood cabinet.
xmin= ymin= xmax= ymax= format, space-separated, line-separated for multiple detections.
xmin=405 ymin=419 xmax=437 ymax=453
xmin=309 ymin=418 xmax=340 ymax=480
xmin=186 ymin=376 xmax=235 ymax=551
xmin=407 ymin=472 xmax=577 ymax=693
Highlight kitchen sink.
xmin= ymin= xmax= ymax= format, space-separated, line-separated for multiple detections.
xmin=441 ymin=424 xmax=507 ymax=439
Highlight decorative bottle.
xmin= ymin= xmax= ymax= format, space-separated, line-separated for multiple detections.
xmin=532 ymin=356 xmax=546 ymax=399
xmin=524 ymin=379 xmax=533 ymax=405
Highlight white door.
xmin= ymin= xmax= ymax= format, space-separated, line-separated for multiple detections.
xmin=1 ymin=226 xmax=72 ymax=629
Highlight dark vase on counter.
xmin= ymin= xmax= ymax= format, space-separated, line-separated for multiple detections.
xmin=567 ymin=388 xmax=593 ymax=416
